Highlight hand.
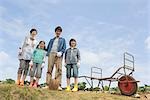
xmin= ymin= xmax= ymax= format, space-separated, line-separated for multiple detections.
xmin=41 ymin=63 xmax=45 ymax=68
xmin=29 ymin=61 xmax=33 ymax=67
xmin=64 ymin=63 xmax=67 ymax=68
xmin=77 ymin=62 xmax=80 ymax=68
xmin=57 ymin=52 xmax=62 ymax=57
xmin=46 ymin=53 xmax=49 ymax=56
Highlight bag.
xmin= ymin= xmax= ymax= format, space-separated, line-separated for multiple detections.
xmin=49 ymin=79 xmax=59 ymax=90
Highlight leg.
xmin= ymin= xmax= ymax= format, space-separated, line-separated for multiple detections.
xmin=72 ymin=64 xmax=78 ymax=92
xmin=67 ymin=78 xmax=70 ymax=87
xmin=74 ymin=78 xmax=78 ymax=86
xmin=34 ymin=64 xmax=42 ymax=87
xmin=35 ymin=78 xmax=39 ymax=84
xmin=66 ymin=64 xmax=71 ymax=86
xmin=55 ymin=57 xmax=62 ymax=86
xmin=21 ymin=60 xmax=30 ymax=86
xmin=66 ymin=64 xmax=71 ymax=91
xmin=46 ymin=53 xmax=56 ymax=85
xmin=33 ymin=78 xmax=39 ymax=88
xmin=66 ymin=78 xmax=71 ymax=91
xmin=16 ymin=59 xmax=25 ymax=85
xmin=29 ymin=77 xmax=34 ymax=87
xmin=29 ymin=63 xmax=37 ymax=87
xmin=73 ymin=64 xmax=78 ymax=85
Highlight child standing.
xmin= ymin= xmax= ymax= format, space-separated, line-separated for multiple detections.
xmin=29 ymin=41 xmax=47 ymax=88
xmin=16 ymin=29 xmax=38 ymax=86
xmin=65 ymin=39 xmax=80 ymax=92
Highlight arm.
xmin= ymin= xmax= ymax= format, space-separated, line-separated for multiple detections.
xmin=18 ymin=37 xmax=28 ymax=59
xmin=19 ymin=36 xmax=28 ymax=51
xmin=32 ymin=50 xmax=36 ymax=60
xmin=64 ymin=50 xmax=68 ymax=67
xmin=77 ymin=49 xmax=81 ymax=68
xmin=57 ymin=39 xmax=66 ymax=57
xmin=64 ymin=49 xmax=68 ymax=62
xmin=41 ymin=51 xmax=47 ymax=68
xmin=29 ymin=50 xmax=36 ymax=68
xmin=61 ymin=39 xmax=66 ymax=54
xmin=46 ymin=39 xmax=51 ymax=56
xmin=77 ymin=49 xmax=81 ymax=62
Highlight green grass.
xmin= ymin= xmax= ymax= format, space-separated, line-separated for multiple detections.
xmin=0 ymin=84 xmax=139 ymax=100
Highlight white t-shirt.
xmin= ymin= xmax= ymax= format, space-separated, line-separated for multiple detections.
xmin=51 ymin=37 xmax=59 ymax=53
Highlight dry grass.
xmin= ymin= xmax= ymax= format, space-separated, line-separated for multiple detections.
xmin=0 ymin=84 xmax=142 ymax=100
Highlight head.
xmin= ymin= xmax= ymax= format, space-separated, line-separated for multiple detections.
xmin=55 ymin=26 xmax=62 ymax=37
xmin=30 ymin=28 xmax=37 ymax=39
xmin=69 ymin=38 xmax=77 ymax=48
xmin=37 ymin=41 xmax=46 ymax=50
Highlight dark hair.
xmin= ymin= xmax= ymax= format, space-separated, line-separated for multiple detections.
xmin=69 ymin=38 xmax=76 ymax=46
xmin=36 ymin=41 xmax=46 ymax=51
xmin=30 ymin=28 xmax=37 ymax=34
xmin=55 ymin=26 xmax=62 ymax=32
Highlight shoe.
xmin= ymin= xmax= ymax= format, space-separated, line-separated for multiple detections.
xmin=16 ymin=80 xmax=20 ymax=85
xmin=65 ymin=86 xmax=71 ymax=91
xmin=58 ymin=86 xmax=62 ymax=91
xmin=33 ymin=83 xmax=38 ymax=88
xmin=20 ymin=81 xmax=24 ymax=86
xmin=72 ymin=85 xmax=78 ymax=92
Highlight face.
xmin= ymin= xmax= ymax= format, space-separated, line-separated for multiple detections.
xmin=55 ymin=30 xmax=61 ymax=37
xmin=70 ymin=41 xmax=76 ymax=47
xmin=31 ymin=31 xmax=37 ymax=38
xmin=39 ymin=42 xmax=45 ymax=49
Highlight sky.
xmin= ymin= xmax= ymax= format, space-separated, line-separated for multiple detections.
xmin=0 ymin=0 xmax=149 ymax=87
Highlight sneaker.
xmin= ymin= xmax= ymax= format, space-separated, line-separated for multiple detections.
xmin=58 ymin=86 xmax=63 ymax=91
xmin=65 ymin=86 xmax=71 ymax=91
xmin=72 ymin=85 xmax=78 ymax=92
xmin=16 ymin=80 xmax=20 ymax=85
xmin=20 ymin=81 xmax=24 ymax=86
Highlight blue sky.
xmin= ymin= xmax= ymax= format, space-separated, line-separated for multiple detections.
xmin=0 ymin=0 xmax=149 ymax=87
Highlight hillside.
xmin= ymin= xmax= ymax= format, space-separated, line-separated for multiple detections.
xmin=0 ymin=84 xmax=146 ymax=100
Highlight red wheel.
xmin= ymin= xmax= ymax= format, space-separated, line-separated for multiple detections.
xmin=118 ymin=75 xmax=137 ymax=96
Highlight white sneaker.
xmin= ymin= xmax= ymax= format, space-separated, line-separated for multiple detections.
xmin=58 ymin=86 xmax=63 ymax=91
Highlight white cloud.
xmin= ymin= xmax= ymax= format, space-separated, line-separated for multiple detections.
xmin=81 ymin=49 xmax=115 ymax=66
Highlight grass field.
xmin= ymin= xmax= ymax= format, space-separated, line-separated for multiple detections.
xmin=0 ymin=84 xmax=147 ymax=100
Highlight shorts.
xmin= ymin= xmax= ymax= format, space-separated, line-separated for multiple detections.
xmin=66 ymin=64 xmax=78 ymax=78
xmin=17 ymin=59 xmax=30 ymax=76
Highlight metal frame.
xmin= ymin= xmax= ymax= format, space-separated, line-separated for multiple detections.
xmin=79 ymin=52 xmax=136 ymax=91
